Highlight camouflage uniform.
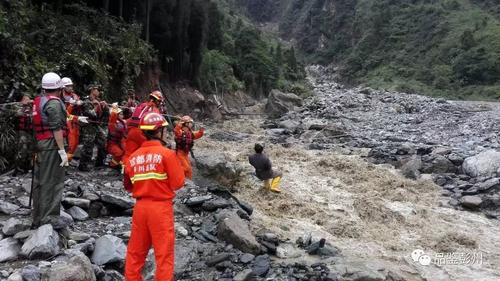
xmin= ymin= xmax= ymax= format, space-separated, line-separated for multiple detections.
xmin=15 ymin=104 xmax=35 ymax=173
xmin=78 ymin=96 xmax=109 ymax=171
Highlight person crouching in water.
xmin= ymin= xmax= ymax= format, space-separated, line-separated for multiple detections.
xmin=106 ymin=103 xmax=127 ymax=169
xmin=174 ymin=115 xmax=204 ymax=179
xmin=123 ymin=112 xmax=185 ymax=281
xmin=249 ymin=143 xmax=283 ymax=193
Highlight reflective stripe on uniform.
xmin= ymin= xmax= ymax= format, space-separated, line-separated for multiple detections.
xmin=130 ymin=172 xmax=168 ymax=183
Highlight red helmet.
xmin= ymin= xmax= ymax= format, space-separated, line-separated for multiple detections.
xmin=149 ymin=90 xmax=164 ymax=102
xmin=139 ymin=112 xmax=169 ymax=131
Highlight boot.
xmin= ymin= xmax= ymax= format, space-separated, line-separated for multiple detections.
xmin=270 ymin=176 xmax=282 ymax=193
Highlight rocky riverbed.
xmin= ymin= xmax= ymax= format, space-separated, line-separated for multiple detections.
xmin=1 ymin=65 xmax=500 ymax=281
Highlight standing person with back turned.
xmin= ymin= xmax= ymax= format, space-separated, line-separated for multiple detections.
xmin=31 ymin=72 xmax=69 ymax=228
xmin=249 ymin=143 xmax=283 ymax=193
xmin=174 ymin=115 xmax=204 ymax=179
xmin=123 ymin=112 xmax=185 ymax=281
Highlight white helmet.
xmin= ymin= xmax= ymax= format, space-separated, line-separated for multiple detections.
xmin=41 ymin=72 xmax=62 ymax=90
xmin=61 ymin=77 xmax=73 ymax=86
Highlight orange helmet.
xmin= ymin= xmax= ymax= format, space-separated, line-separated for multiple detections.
xmin=139 ymin=112 xmax=169 ymax=131
xmin=180 ymin=115 xmax=193 ymax=124
xmin=149 ymin=90 xmax=164 ymax=102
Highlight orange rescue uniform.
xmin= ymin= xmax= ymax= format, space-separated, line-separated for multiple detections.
xmin=123 ymin=140 xmax=185 ymax=281
xmin=123 ymin=102 xmax=161 ymax=167
xmin=174 ymin=124 xmax=204 ymax=179
xmin=64 ymin=92 xmax=80 ymax=160
xmin=106 ymin=111 xmax=127 ymax=167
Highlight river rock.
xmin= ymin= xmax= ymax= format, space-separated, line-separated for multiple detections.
xmin=400 ymin=155 xmax=422 ymax=179
xmin=217 ymin=212 xmax=261 ymax=255
xmin=462 ymin=150 xmax=500 ymax=177
xmin=21 ymin=224 xmax=59 ymax=259
xmin=234 ymin=269 xmax=255 ymax=281
xmin=265 ymin=89 xmax=303 ymax=118
xmin=2 ymin=218 xmax=31 ymax=236
xmin=99 ymin=193 xmax=134 ymax=209
xmin=47 ymin=252 xmax=96 ymax=281
xmin=67 ymin=206 xmax=89 ymax=221
xmin=195 ymin=153 xmax=243 ymax=185
xmin=0 ymin=201 xmax=20 ymax=215
xmin=460 ymin=196 xmax=483 ymax=209
xmin=252 ymin=255 xmax=271 ymax=277
xmin=21 ymin=265 xmax=40 ymax=281
xmin=90 ymin=235 xmax=126 ymax=266
xmin=0 ymin=238 xmax=21 ymax=262
xmin=62 ymin=198 xmax=91 ymax=209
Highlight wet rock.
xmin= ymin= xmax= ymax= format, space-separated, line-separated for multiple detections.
xmin=239 ymin=253 xmax=255 ymax=264
xmin=252 ymin=255 xmax=271 ymax=277
xmin=234 ymin=269 xmax=255 ymax=281
xmin=265 ymin=90 xmax=303 ymax=118
xmin=90 ymin=235 xmax=126 ymax=266
xmin=99 ymin=193 xmax=134 ymax=209
xmin=460 ymin=196 xmax=483 ymax=209
xmin=400 ymin=155 xmax=422 ymax=180
xmin=185 ymin=195 xmax=212 ymax=206
xmin=0 ymin=201 xmax=20 ymax=215
xmin=21 ymin=265 xmax=40 ymax=281
xmin=67 ymin=206 xmax=89 ymax=221
xmin=0 ymin=238 xmax=21 ymax=262
xmin=202 ymin=198 xmax=231 ymax=211
xmin=62 ymin=198 xmax=91 ymax=209
xmin=196 ymin=153 xmax=243 ymax=185
xmin=2 ymin=218 xmax=31 ymax=236
xmin=463 ymin=150 xmax=500 ymax=177
xmin=217 ymin=212 xmax=261 ymax=255
xmin=47 ymin=251 xmax=96 ymax=281
xmin=21 ymin=224 xmax=59 ymax=259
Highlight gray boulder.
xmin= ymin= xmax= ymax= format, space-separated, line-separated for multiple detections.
xmin=463 ymin=150 xmax=500 ymax=177
xmin=90 ymin=235 xmax=126 ymax=266
xmin=67 ymin=206 xmax=89 ymax=221
xmin=400 ymin=155 xmax=422 ymax=180
xmin=99 ymin=193 xmax=134 ymax=209
xmin=422 ymin=155 xmax=456 ymax=174
xmin=265 ymin=89 xmax=303 ymax=118
xmin=21 ymin=265 xmax=40 ymax=281
xmin=0 ymin=201 xmax=20 ymax=215
xmin=196 ymin=153 xmax=243 ymax=185
xmin=21 ymin=224 xmax=59 ymax=259
xmin=217 ymin=212 xmax=261 ymax=254
xmin=2 ymin=218 xmax=31 ymax=236
xmin=460 ymin=196 xmax=483 ymax=209
xmin=62 ymin=198 xmax=91 ymax=209
xmin=0 ymin=238 xmax=21 ymax=262
xmin=47 ymin=252 xmax=96 ymax=281
xmin=234 ymin=269 xmax=255 ymax=281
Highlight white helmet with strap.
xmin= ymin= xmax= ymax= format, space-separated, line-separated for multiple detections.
xmin=41 ymin=72 xmax=62 ymax=90
xmin=61 ymin=77 xmax=73 ymax=86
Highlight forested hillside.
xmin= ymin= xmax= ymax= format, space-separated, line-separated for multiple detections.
xmin=0 ymin=0 xmax=306 ymax=103
xmin=240 ymin=0 xmax=500 ymax=100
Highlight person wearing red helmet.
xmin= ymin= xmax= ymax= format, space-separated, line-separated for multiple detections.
xmin=174 ymin=115 xmax=204 ymax=179
xmin=106 ymin=104 xmax=127 ymax=169
xmin=123 ymin=90 xmax=164 ymax=169
xmin=123 ymin=112 xmax=185 ymax=281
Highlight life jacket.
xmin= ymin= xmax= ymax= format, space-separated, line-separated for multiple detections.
xmin=18 ymin=106 xmax=32 ymax=131
xmin=32 ymin=95 xmax=67 ymax=141
xmin=108 ymin=118 xmax=127 ymax=144
xmin=175 ymin=128 xmax=194 ymax=152
xmin=128 ymin=102 xmax=158 ymax=127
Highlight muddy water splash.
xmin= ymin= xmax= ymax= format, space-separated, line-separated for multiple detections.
xmin=196 ymin=117 xmax=500 ymax=281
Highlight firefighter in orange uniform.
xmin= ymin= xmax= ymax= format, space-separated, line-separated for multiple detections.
xmin=174 ymin=115 xmax=204 ymax=179
xmin=61 ymin=77 xmax=81 ymax=161
xmin=123 ymin=112 xmax=185 ymax=281
xmin=123 ymin=91 xmax=164 ymax=168
xmin=106 ymin=103 xmax=127 ymax=169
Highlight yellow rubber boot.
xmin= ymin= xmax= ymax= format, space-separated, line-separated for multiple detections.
xmin=270 ymin=176 xmax=282 ymax=193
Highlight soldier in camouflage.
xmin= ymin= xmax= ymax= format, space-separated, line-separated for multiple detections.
xmin=78 ymin=85 xmax=109 ymax=171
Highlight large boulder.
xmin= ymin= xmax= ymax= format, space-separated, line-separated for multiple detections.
xmin=217 ymin=212 xmax=261 ymax=255
xmin=0 ymin=238 xmax=21 ymax=262
xmin=195 ymin=153 xmax=243 ymax=186
xmin=265 ymin=90 xmax=303 ymax=118
xmin=462 ymin=150 xmax=500 ymax=178
xmin=46 ymin=252 xmax=96 ymax=281
xmin=21 ymin=224 xmax=59 ymax=259
xmin=90 ymin=235 xmax=126 ymax=266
